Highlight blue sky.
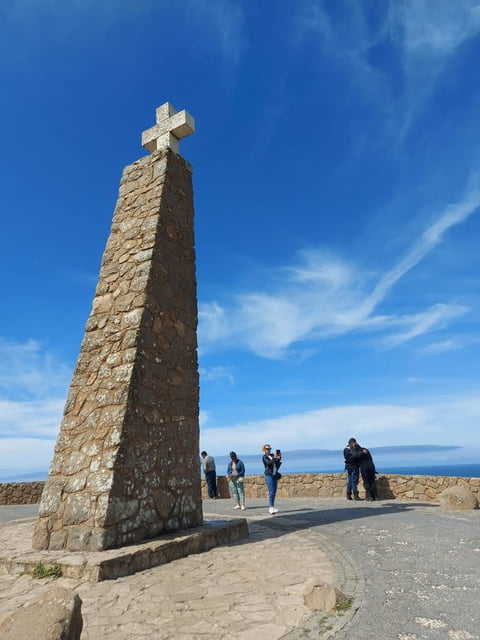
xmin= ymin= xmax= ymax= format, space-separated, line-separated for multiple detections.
xmin=1 ymin=1 xmax=480 ymax=479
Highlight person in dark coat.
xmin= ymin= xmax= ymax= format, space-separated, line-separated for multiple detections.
xmin=343 ymin=438 xmax=362 ymax=500
xmin=353 ymin=446 xmax=377 ymax=501
xmin=200 ymin=451 xmax=217 ymax=499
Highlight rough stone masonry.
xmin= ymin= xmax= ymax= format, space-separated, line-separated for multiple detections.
xmin=33 ymin=104 xmax=202 ymax=551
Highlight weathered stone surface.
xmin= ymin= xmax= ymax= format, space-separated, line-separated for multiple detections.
xmin=303 ymin=578 xmax=348 ymax=612
xmin=2 ymin=470 xmax=480 ymax=509
xmin=33 ymin=142 xmax=202 ymax=551
xmin=0 ymin=587 xmax=83 ymax=640
xmin=0 ymin=482 xmax=45 ymax=505
xmin=439 ymin=485 xmax=479 ymax=510
xmin=200 ymin=473 xmax=480 ymax=502
xmin=0 ymin=518 xmax=249 ymax=582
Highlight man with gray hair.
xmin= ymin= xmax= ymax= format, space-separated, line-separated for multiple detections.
xmin=201 ymin=451 xmax=217 ymax=499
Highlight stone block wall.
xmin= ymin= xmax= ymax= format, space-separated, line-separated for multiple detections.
xmin=2 ymin=473 xmax=478 ymax=507
xmin=32 ymin=148 xmax=202 ymax=552
xmin=202 ymin=473 xmax=480 ymax=502
xmin=0 ymin=482 xmax=45 ymax=505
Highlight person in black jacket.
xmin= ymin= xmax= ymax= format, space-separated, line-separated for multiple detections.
xmin=262 ymin=444 xmax=282 ymax=514
xmin=353 ymin=446 xmax=377 ymax=501
xmin=343 ymin=438 xmax=361 ymax=500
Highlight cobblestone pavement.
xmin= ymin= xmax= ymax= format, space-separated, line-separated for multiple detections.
xmin=0 ymin=501 xmax=348 ymax=640
xmin=0 ymin=497 xmax=479 ymax=640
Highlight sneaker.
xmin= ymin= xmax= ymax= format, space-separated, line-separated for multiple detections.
xmin=241 ymin=505 xmax=246 ymax=510
xmin=269 ymin=507 xmax=279 ymax=514
xmin=234 ymin=505 xmax=241 ymax=509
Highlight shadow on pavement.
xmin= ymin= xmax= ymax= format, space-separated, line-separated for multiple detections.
xmin=218 ymin=500 xmax=439 ymax=546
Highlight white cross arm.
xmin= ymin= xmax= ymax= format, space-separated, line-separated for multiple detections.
xmin=142 ymin=103 xmax=195 ymax=155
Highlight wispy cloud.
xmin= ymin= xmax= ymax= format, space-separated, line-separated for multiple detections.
xmin=422 ymin=339 xmax=460 ymax=354
xmin=200 ymin=366 xmax=235 ymax=385
xmin=394 ymin=0 xmax=480 ymax=55
xmin=0 ymin=398 xmax=64 ymax=439
xmin=296 ymin=1 xmax=386 ymax=59
xmin=0 ymin=0 xmax=154 ymax=36
xmin=363 ymin=192 xmax=480 ymax=314
xmin=199 ymin=410 xmax=210 ymax=428
xmin=422 ymin=334 xmax=480 ymax=354
xmin=185 ymin=0 xmax=245 ymax=64
xmin=0 ymin=438 xmax=56 ymax=476
xmin=0 ymin=338 xmax=69 ymax=449
xmin=382 ymin=304 xmax=468 ymax=348
xmin=294 ymin=1 xmax=480 ymax=137
xmin=388 ymin=0 xmax=480 ymax=136
xmin=0 ymin=338 xmax=71 ymax=400
xmin=200 ymin=391 xmax=480 ymax=454
xmin=1 ymin=0 xmax=246 ymax=63
xmin=199 ymin=190 xmax=479 ymax=358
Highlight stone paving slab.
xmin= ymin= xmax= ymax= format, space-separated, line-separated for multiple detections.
xmin=0 ymin=517 xmax=249 ymax=582
xmin=0 ymin=501 xmax=348 ymax=639
xmin=3 ymin=497 xmax=477 ymax=639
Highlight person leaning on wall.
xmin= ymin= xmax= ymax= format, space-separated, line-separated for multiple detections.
xmin=353 ymin=445 xmax=377 ymax=501
xmin=343 ymin=437 xmax=361 ymax=501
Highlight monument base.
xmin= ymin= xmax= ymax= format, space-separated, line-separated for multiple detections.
xmin=0 ymin=517 xmax=248 ymax=582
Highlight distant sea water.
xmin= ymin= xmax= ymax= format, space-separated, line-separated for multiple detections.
xmin=283 ymin=463 xmax=480 ymax=478
xmin=375 ymin=463 xmax=480 ymax=478
xmin=1 ymin=449 xmax=479 ymax=483
xmin=207 ymin=446 xmax=480 ymax=479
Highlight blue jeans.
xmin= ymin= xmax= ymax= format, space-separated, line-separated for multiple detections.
xmin=265 ymin=474 xmax=278 ymax=507
xmin=205 ymin=470 xmax=217 ymax=498
xmin=346 ymin=467 xmax=359 ymax=494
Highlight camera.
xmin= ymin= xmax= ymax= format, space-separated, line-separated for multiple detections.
xmin=276 ymin=449 xmax=281 ymax=455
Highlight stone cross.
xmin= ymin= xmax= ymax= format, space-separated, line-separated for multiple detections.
xmin=142 ymin=103 xmax=195 ymax=155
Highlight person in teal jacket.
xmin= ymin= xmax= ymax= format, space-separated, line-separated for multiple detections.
xmin=227 ymin=451 xmax=246 ymax=510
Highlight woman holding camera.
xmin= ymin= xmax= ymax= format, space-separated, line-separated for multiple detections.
xmin=262 ymin=444 xmax=282 ymax=514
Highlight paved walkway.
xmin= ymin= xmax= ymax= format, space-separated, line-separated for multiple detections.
xmin=0 ymin=498 xmax=479 ymax=639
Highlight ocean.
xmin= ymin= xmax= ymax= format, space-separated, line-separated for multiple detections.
xmin=369 ymin=463 xmax=480 ymax=478
xmin=2 ymin=451 xmax=479 ymax=483
xmin=219 ymin=446 xmax=480 ymax=478
xmin=275 ymin=463 xmax=480 ymax=477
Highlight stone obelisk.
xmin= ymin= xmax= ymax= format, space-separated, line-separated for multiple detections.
xmin=33 ymin=103 xmax=202 ymax=551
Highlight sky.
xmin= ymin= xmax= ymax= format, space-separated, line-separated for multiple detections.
xmin=1 ymin=1 xmax=480 ymax=480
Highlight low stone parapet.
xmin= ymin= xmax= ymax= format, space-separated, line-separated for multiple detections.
xmin=202 ymin=472 xmax=480 ymax=502
xmin=0 ymin=482 xmax=45 ymax=505
xmin=2 ymin=473 xmax=479 ymax=507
